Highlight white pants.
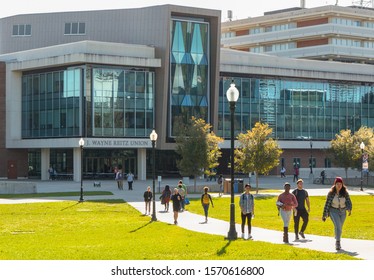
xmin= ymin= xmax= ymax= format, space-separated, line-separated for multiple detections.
xmin=280 ymin=209 xmax=292 ymax=227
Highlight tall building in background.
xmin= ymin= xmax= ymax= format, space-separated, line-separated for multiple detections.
xmin=221 ymin=5 xmax=374 ymax=64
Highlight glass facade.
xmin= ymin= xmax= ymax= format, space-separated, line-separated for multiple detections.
xmin=92 ymin=68 xmax=154 ymax=137
xmin=22 ymin=67 xmax=155 ymax=138
xmin=22 ymin=68 xmax=82 ymax=138
xmin=219 ymin=77 xmax=374 ymax=140
xmin=169 ymin=18 xmax=210 ymax=136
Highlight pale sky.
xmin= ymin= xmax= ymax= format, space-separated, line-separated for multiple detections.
xmin=0 ymin=0 xmax=362 ymax=21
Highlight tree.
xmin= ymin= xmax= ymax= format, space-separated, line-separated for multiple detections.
xmin=329 ymin=129 xmax=356 ymax=178
xmin=235 ymin=122 xmax=283 ymax=193
xmin=205 ymin=131 xmax=224 ymax=179
xmin=175 ymin=117 xmax=223 ymax=191
xmin=352 ymin=126 xmax=374 ymax=172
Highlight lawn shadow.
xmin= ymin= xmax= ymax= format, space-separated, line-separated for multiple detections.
xmin=129 ymin=221 xmax=152 ymax=233
xmin=336 ymin=249 xmax=359 ymax=258
xmin=217 ymin=240 xmax=232 ymax=256
xmin=60 ymin=202 xmax=81 ymax=211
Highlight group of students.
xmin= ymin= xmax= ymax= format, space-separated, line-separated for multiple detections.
xmin=276 ymin=177 xmax=352 ymax=250
xmin=142 ymin=175 xmax=353 ymax=251
xmin=144 ymin=180 xmax=189 ymax=224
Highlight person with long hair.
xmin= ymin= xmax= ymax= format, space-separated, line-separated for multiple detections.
xmin=160 ymin=185 xmax=171 ymax=212
xmin=322 ymin=176 xmax=353 ymax=250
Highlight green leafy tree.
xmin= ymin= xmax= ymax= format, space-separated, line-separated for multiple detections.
xmin=235 ymin=122 xmax=282 ymax=193
xmin=205 ymin=131 xmax=224 ymax=179
xmin=175 ymin=117 xmax=223 ymax=191
xmin=352 ymin=126 xmax=374 ymax=172
xmin=329 ymin=129 xmax=356 ymax=178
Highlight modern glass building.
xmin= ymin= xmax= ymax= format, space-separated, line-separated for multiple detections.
xmin=1 ymin=4 xmax=374 ymax=181
xmin=0 ymin=5 xmax=221 ymax=181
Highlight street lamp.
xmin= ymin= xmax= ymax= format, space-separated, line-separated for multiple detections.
xmin=360 ymin=141 xmax=365 ymax=191
xmin=310 ymin=140 xmax=313 ymax=174
xmin=150 ymin=129 xmax=158 ymax=221
xmin=79 ymin=137 xmax=85 ymax=202
xmin=226 ymin=81 xmax=239 ymax=240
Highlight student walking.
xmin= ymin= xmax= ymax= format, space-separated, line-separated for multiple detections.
xmin=276 ymin=182 xmax=298 ymax=243
xmin=322 ymin=177 xmax=352 ymax=250
xmin=177 ymin=180 xmax=187 ymax=211
xmin=217 ymin=174 xmax=223 ymax=197
xmin=280 ymin=167 xmax=286 ymax=178
xmin=239 ymin=184 xmax=255 ymax=239
xmin=160 ymin=185 xmax=172 ymax=212
xmin=171 ymin=188 xmax=182 ymax=225
xmin=292 ymin=179 xmax=310 ymax=240
xmin=127 ymin=171 xmax=134 ymax=190
xmin=293 ymin=166 xmax=299 ymax=182
xmin=200 ymin=186 xmax=214 ymax=223
xmin=115 ymin=165 xmax=124 ymax=190
xmin=143 ymin=186 xmax=153 ymax=215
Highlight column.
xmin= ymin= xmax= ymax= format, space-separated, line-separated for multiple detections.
xmin=137 ymin=148 xmax=147 ymax=180
xmin=40 ymin=148 xmax=50 ymax=181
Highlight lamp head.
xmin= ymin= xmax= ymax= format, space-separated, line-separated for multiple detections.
xmin=360 ymin=142 xmax=365 ymax=150
xmin=150 ymin=129 xmax=158 ymax=142
xmin=79 ymin=138 xmax=85 ymax=147
xmin=226 ymin=82 xmax=239 ymax=102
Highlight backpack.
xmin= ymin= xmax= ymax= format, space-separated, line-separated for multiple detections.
xmin=117 ymin=172 xmax=123 ymax=180
xmin=202 ymin=194 xmax=210 ymax=204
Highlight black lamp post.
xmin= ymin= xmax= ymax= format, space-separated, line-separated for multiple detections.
xmin=150 ymin=129 xmax=158 ymax=221
xmin=310 ymin=140 xmax=313 ymax=174
xmin=226 ymin=81 xmax=239 ymax=240
xmin=79 ymin=137 xmax=85 ymax=202
xmin=360 ymin=141 xmax=365 ymax=192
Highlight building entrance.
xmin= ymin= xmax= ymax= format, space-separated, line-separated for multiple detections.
xmin=83 ymin=149 xmax=137 ymax=179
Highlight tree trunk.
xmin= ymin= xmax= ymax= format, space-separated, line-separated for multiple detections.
xmin=194 ymin=176 xmax=197 ymax=193
xmin=255 ymin=172 xmax=259 ymax=194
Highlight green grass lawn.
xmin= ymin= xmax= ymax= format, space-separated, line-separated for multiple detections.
xmin=187 ymin=194 xmax=374 ymax=240
xmin=0 ymin=200 xmax=356 ymax=260
xmin=0 ymin=191 xmax=113 ymax=198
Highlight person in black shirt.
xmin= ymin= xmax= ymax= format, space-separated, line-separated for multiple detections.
xmin=143 ymin=186 xmax=153 ymax=215
xmin=171 ymin=188 xmax=182 ymax=225
xmin=292 ymin=179 xmax=311 ymax=240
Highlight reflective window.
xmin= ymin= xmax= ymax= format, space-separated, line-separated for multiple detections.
xmin=218 ymin=76 xmax=374 ymax=140
xmin=22 ymin=68 xmax=82 ymax=138
xmin=170 ymin=19 xmax=210 ymax=136
xmin=92 ymin=68 xmax=154 ymax=137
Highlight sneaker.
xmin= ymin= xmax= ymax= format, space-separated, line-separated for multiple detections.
xmin=248 ymin=234 xmax=252 ymax=239
xmin=174 ymin=220 xmax=178 ymax=225
xmin=299 ymin=232 xmax=305 ymax=239
xmin=241 ymin=233 xmax=245 ymax=239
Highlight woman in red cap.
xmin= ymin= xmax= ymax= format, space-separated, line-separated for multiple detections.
xmin=322 ymin=176 xmax=352 ymax=250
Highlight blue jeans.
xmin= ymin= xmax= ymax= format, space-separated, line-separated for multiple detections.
xmin=329 ymin=208 xmax=347 ymax=241
xmin=202 ymin=204 xmax=209 ymax=218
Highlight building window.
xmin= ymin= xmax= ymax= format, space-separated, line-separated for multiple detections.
xmin=64 ymin=22 xmax=85 ymax=35
xmin=169 ymin=18 xmax=210 ymax=137
xmin=92 ymin=68 xmax=155 ymax=137
xmin=218 ymin=76 xmax=374 ymax=140
xmin=22 ymin=68 xmax=82 ymax=138
xmin=12 ymin=24 xmax=31 ymax=36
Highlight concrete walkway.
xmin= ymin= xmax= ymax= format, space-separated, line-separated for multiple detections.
xmin=1 ymin=176 xmax=374 ymax=259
